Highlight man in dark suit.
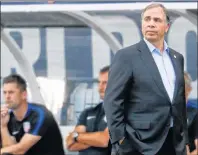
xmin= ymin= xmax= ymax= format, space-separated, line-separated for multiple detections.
xmin=104 ymin=3 xmax=188 ymax=155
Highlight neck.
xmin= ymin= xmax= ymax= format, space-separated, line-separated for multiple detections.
xmin=13 ymin=101 xmax=28 ymax=121
xmin=149 ymin=38 xmax=164 ymax=53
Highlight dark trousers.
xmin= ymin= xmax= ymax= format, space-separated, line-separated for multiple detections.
xmin=118 ymin=129 xmax=176 ymax=155
xmin=156 ymin=128 xmax=176 ymax=155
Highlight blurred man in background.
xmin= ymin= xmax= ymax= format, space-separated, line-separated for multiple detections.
xmin=66 ymin=66 xmax=111 ymax=155
xmin=0 ymin=74 xmax=65 ymax=155
xmin=184 ymin=72 xmax=198 ymax=155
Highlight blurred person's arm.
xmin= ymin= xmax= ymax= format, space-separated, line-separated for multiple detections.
xmin=190 ymin=139 xmax=197 ymax=155
xmin=1 ymin=107 xmax=16 ymax=147
xmin=1 ymin=134 xmax=41 ymax=155
xmin=66 ymin=110 xmax=90 ymax=151
xmin=188 ymin=111 xmax=198 ymax=155
xmin=186 ymin=145 xmax=190 ymax=155
xmin=66 ymin=108 xmax=109 ymax=150
xmin=190 ymin=113 xmax=198 ymax=155
xmin=66 ymin=125 xmax=90 ymax=151
xmin=1 ymin=127 xmax=16 ymax=147
xmin=76 ymin=127 xmax=109 ymax=147
xmin=67 ymin=127 xmax=109 ymax=151
xmin=190 ymin=112 xmax=198 ymax=155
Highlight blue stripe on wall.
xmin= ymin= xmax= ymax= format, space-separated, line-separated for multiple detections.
xmin=9 ymin=31 xmax=22 ymax=74
xmin=10 ymin=31 xmax=23 ymax=49
xmin=110 ymin=32 xmax=123 ymax=62
xmin=33 ymin=28 xmax=47 ymax=77
xmin=186 ymin=31 xmax=197 ymax=81
xmin=64 ymin=27 xmax=92 ymax=78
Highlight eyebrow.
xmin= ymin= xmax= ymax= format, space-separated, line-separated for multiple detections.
xmin=144 ymin=16 xmax=161 ymax=19
xmin=144 ymin=16 xmax=163 ymax=21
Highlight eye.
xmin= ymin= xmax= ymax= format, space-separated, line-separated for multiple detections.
xmin=144 ymin=17 xmax=150 ymax=21
xmin=8 ymin=91 xmax=14 ymax=94
xmin=154 ymin=18 xmax=162 ymax=22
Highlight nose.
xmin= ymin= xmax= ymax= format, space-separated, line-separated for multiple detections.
xmin=98 ymin=83 xmax=104 ymax=91
xmin=4 ymin=93 xmax=10 ymax=101
xmin=147 ymin=19 xmax=155 ymax=28
xmin=99 ymin=84 xmax=103 ymax=90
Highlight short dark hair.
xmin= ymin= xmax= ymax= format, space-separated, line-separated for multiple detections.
xmin=3 ymin=74 xmax=27 ymax=91
xmin=100 ymin=66 xmax=110 ymax=73
xmin=141 ymin=3 xmax=170 ymax=23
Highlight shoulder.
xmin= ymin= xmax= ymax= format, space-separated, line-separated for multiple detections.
xmin=27 ymin=103 xmax=49 ymax=121
xmin=113 ymin=41 xmax=141 ymax=64
xmin=28 ymin=103 xmax=47 ymax=112
xmin=116 ymin=41 xmax=140 ymax=56
xmin=81 ymin=106 xmax=96 ymax=115
xmin=81 ymin=104 xmax=101 ymax=115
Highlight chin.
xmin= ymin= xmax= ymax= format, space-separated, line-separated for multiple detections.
xmin=100 ymin=96 xmax=104 ymax=100
xmin=146 ymin=37 xmax=158 ymax=42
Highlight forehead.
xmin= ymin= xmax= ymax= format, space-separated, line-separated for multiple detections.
xmin=3 ymin=82 xmax=19 ymax=90
xmin=143 ymin=7 xmax=166 ymax=19
xmin=98 ymin=72 xmax=108 ymax=80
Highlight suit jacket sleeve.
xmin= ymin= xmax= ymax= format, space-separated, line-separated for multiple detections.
xmin=181 ymin=55 xmax=189 ymax=145
xmin=103 ymin=49 xmax=134 ymax=144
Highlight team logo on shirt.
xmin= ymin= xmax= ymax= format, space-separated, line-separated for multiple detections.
xmin=23 ymin=121 xmax=31 ymax=133
xmin=12 ymin=131 xmax=19 ymax=135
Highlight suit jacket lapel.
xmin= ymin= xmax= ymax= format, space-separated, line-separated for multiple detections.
xmin=137 ymin=40 xmax=171 ymax=103
xmin=168 ymin=49 xmax=182 ymax=103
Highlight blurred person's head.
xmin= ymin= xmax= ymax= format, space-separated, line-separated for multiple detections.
xmin=184 ymin=72 xmax=192 ymax=103
xmin=98 ymin=66 xmax=109 ymax=100
xmin=3 ymin=74 xmax=27 ymax=110
xmin=141 ymin=3 xmax=170 ymax=44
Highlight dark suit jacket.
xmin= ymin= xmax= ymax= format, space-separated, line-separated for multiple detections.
xmin=103 ymin=40 xmax=188 ymax=155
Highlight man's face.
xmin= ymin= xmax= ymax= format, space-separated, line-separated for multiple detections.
xmin=3 ymin=83 xmax=27 ymax=110
xmin=98 ymin=72 xmax=109 ymax=100
xmin=141 ymin=7 xmax=169 ymax=42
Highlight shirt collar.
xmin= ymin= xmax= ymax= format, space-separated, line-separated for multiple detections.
xmin=100 ymin=99 xmax=104 ymax=104
xmin=143 ymin=38 xmax=169 ymax=54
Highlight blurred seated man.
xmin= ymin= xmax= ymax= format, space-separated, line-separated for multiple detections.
xmin=184 ymin=72 xmax=198 ymax=155
xmin=0 ymin=74 xmax=65 ymax=155
xmin=66 ymin=66 xmax=111 ymax=155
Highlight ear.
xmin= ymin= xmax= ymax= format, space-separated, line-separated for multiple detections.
xmin=22 ymin=90 xmax=27 ymax=100
xmin=165 ymin=23 xmax=170 ymax=33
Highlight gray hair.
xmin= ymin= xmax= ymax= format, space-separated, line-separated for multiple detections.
xmin=141 ymin=3 xmax=170 ymax=24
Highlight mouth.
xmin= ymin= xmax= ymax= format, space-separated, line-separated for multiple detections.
xmin=5 ymin=101 xmax=12 ymax=105
xmin=146 ymin=31 xmax=157 ymax=34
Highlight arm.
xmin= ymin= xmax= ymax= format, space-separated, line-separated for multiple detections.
xmin=103 ymin=49 xmax=133 ymax=144
xmin=1 ymin=134 xmax=41 ymax=155
xmin=1 ymin=107 xmax=16 ymax=147
xmin=67 ymin=133 xmax=90 ymax=151
xmin=67 ymin=110 xmax=110 ymax=151
xmin=77 ymin=127 xmax=109 ymax=147
xmin=66 ymin=125 xmax=90 ymax=151
xmin=190 ymin=113 xmax=198 ymax=155
xmin=1 ymin=127 xmax=16 ymax=147
xmin=190 ymin=139 xmax=198 ymax=155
